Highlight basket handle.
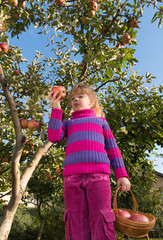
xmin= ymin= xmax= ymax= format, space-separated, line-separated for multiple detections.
xmin=113 ymin=187 xmax=138 ymax=213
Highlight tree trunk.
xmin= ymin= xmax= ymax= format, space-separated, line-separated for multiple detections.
xmin=0 ymin=141 xmax=52 ymax=240
xmin=37 ymin=204 xmax=44 ymax=240
xmin=0 ymin=196 xmax=21 ymax=240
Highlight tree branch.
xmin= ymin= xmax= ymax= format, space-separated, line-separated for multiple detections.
xmin=0 ymin=64 xmax=26 ymax=198
xmin=78 ymin=62 xmax=88 ymax=82
xmin=95 ymin=78 xmax=121 ymax=92
xmin=20 ymin=141 xmax=52 ymax=192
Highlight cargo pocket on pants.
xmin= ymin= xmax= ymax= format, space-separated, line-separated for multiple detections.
xmin=97 ymin=211 xmax=116 ymax=240
xmin=63 ymin=209 xmax=72 ymax=240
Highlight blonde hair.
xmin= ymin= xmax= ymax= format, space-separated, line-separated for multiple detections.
xmin=68 ymin=83 xmax=105 ymax=117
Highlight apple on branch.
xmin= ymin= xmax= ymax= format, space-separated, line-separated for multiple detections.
xmin=100 ymin=25 xmax=107 ymax=35
xmin=0 ymin=22 xmax=3 ymax=30
xmin=20 ymin=119 xmax=29 ymax=129
xmin=2 ymin=157 xmax=10 ymax=163
xmin=82 ymin=16 xmax=89 ymax=25
xmin=87 ymin=10 xmax=96 ymax=18
xmin=18 ymin=1 xmax=26 ymax=8
xmin=13 ymin=69 xmax=20 ymax=76
xmin=46 ymin=171 xmax=54 ymax=180
xmin=28 ymin=119 xmax=40 ymax=131
xmin=0 ymin=43 xmax=9 ymax=53
xmin=116 ymin=43 xmax=125 ymax=48
xmin=129 ymin=19 xmax=138 ymax=28
xmin=89 ymin=1 xmax=98 ymax=11
xmin=55 ymin=0 xmax=64 ymax=7
xmin=56 ymin=168 xmax=62 ymax=176
xmin=121 ymin=34 xmax=131 ymax=44
xmin=12 ymin=13 xmax=19 ymax=21
xmin=8 ymin=0 xmax=18 ymax=7
xmin=51 ymin=86 xmax=66 ymax=100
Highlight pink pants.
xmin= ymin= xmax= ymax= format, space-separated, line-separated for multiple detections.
xmin=63 ymin=173 xmax=116 ymax=240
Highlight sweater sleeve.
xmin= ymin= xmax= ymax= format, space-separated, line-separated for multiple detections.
xmin=48 ymin=108 xmax=66 ymax=143
xmin=102 ymin=118 xmax=129 ymax=180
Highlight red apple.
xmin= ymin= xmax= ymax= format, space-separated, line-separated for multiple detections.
xmin=55 ymin=0 xmax=64 ymax=6
xmin=13 ymin=69 xmax=20 ymax=76
xmin=87 ymin=10 xmax=96 ymax=18
xmin=51 ymin=86 xmax=66 ymax=100
xmin=117 ymin=209 xmax=131 ymax=219
xmin=2 ymin=157 xmax=10 ymax=163
xmin=12 ymin=13 xmax=19 ymax=20
xmin=0 ymin=22 xmax=3 ymax=30
xmin=121 ymin=34 xmax=131 ymax=44
xmin=56 ymin=168 xmax=62 ymax=176
xmin=18 ymin=0 xmax=26 ymax=8
xmin=82 ymin=16 xmax=89 ymax=25
xmin=100 ymin=25 xmax=107 ymax=35
xmin=25 ymin=141 xmax=35 ymax=150
xmin=46 ymin=171 xmax=54 ymax=179
xmin=129 ymin=214 xmax=149 ymax=223
xmin=20 ymin=119 xmax=29 ymax=129
xmin=89 ymin=1 xmax=98 ymax=11
xmin=28 ymin=119 xmax=40 ymax=131
xmin=8 ymin=0 xmax=18 ymax=7
xmin=0 ymin=43 xmax=9 ymax=53
xmin=129 ymin=19 xmax=137 ymax=28
xmin=116 ymin=43 xmax=125 ymax=48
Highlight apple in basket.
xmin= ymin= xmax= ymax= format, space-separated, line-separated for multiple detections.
xmin=129 ymin=213 xmax=149 ymax=223
xmin=117 ymin=209 xmax=131 ymax=219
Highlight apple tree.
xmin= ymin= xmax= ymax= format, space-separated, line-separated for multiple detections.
xmin=0 ymin=0 xmax=163 ymax=239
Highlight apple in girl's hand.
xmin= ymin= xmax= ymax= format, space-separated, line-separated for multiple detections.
xmin=129 ymin=214 xmax=149 ymax=223
xmin=117 ymin=209 xmax=131 ymax=219
xmin=20 ymin=119 xmax=29 ymax=129
xmin=28 ymin=119 xmax=40 ymax=131
xmin=51 ymin=86 xmax=66 ymax=100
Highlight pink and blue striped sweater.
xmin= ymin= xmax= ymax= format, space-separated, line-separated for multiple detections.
xmin=48 ymin=108 xmax=129 ymax=179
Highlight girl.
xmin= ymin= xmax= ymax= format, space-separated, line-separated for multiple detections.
xmin=47 ymin=83 xmax=130 ymax=240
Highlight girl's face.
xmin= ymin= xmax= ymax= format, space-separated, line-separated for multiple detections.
xmin=71 ymin=93 xmax=94 ymax=111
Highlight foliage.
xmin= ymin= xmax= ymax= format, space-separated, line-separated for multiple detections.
xmin=0 ymin=203 xmax=65 ymax=240
xmin=8 ymin=205 xmax=39 ymax=240
xmin=41 ymin=205 xmax=65 ymax=240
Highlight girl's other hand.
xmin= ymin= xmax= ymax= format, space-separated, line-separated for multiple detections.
xmin=47 ymin=91 xmax=62 ymax=109
xmin=117 ymin=177 xmax=131 ymax=192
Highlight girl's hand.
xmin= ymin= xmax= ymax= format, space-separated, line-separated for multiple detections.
xmin=117 ymin=177 xmax=130 ymax=192
xmin=47 ymin=91 xmax=62 ymax=109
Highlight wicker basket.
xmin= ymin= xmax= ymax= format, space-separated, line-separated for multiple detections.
xmin=112 ymin=187 xmax=156 ymax=238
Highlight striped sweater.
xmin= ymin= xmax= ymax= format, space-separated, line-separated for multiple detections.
xmin=48 ymin=108 xmax=129 ymax=179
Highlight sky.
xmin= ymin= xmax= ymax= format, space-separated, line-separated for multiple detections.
xmin=8 ymin=3 xmax=163 ymax=173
